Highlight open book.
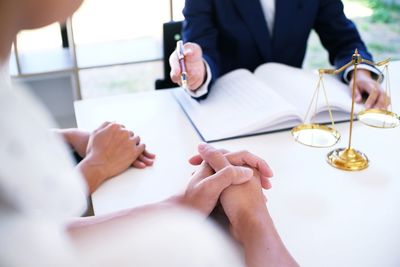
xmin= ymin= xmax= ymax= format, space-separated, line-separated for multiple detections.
xmin=173 ymin=63 xmax=362 ymax=142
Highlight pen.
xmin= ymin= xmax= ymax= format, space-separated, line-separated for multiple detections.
xmin=176 ymin=40 xmax=188 ymax=89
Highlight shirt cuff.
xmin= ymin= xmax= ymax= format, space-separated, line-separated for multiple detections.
xmin=343 ymin=64 xmax=382 ymax=84
xmin=185 ymin=60 xmax=212 ymax=98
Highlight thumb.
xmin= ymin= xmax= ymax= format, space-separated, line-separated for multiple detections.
xmin=184 ymin=48 xmax=194 ymax=57
xmin=183 ymin=42 xmax=202 ymax=61
xmin=169 ymin=51 xmax=182 ymax=82
xmin=188 ymin=154 xmax=203 ymax=165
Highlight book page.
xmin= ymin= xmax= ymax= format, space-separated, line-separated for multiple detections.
xmin=254 ymin=63 xmax=363 ymax=122
xmin=173 ymin=69 xmax=301 ymax=142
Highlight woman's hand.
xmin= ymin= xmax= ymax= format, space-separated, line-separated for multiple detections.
xmin=78 ymin=122 xmax=155 ymax=193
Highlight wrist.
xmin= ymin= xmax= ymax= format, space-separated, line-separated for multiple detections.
xmin=350 ymin=68 xmax=372 ymax=81
xmin=58 ymin=128 xmax=89 ymax=157
xmin=166 ymin=193 xmax=193 ymax=210
xmin=77 ymin=156 xmax=107 ymax=194
xmin=165 ymin=194 xmax=183 ymax=206
xmin=60 ymin=128 xmax=77 ymax=142
xmin=231 ymin=207 xmax=271 ymax=242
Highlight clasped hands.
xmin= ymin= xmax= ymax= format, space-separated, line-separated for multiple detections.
xmin=175 ymin=143 xmax=273 ymax=243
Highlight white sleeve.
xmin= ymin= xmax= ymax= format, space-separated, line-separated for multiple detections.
xmin=78 ymin=208 xmax=245 ymax=267
xmin=343 ymin=64 xmax=382 ymax=84
xmin=0 ymin=215 xmax=81 ymax=267
xmin=185 ymin=60 xmax=212 ymax=98
xmin=0 ymin=83 xmax=88 ymax=221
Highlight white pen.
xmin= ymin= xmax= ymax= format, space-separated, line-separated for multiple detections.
xmin=176 ymin=40 xmax=188 ymax=89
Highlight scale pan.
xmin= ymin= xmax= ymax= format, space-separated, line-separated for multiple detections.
xmin=358 ymin=109 xmax=400 ymax=128
xmin=291 ymin=124 xmax=340 ymax=148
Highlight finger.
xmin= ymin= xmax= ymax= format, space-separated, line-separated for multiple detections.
xmin=134 ymin=143 xmax=146 ymax=157
xmin=354 ymin=86 xmax=363 ymax=103
xmin=190 ymin=162 xmax=214 ymax=184
xmin=131 ymin=135 xmax=140 ymax=146
xmin=375 ymin=89 xmax=389 ymax=110
xmin=365 ymin=88 xmax=379 ymax=109
xmin=189 ymin=148 xmax=230 ymax=165
xmin=169 ymin=51 xmax=182 ymax=85
xmin=188 ymin=77 xmax=202 ymax=91
xmin=224 ymin=150 xmax=273 ymax=178
xmin=192 ymin=149 xmax=273 ymax=179
xmin=198 ymin=143 xmax=231 ymax=172
xmin=246 ymin=167 xmax=271 ymax=190
xmin=190 ymin=149 xmax=273 ymax=190
xmin=138 ymin=154 xmax=154 ymax=166
xmin=132 ymin=160 xmax=146 ymax=169
xmin=183 ymin=42 xmax=201 ymax=60
xmin=183 ymin=47 xmax=193 ymax=57
xmin=143 ymin=149 xmax=156 ymax=159
xmin=261 ymin=177 xmax=272 ymax=190
xmin=170 ymin=70 xmax=182 ymax=85
xmin=385 ymin=95 xmax=391 ymax=108
xmin=188 ymin=155 xmax=206 ymax=165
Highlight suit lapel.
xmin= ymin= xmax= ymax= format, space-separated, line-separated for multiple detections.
xmin=232 ymin=0 xmax=272 ymax=61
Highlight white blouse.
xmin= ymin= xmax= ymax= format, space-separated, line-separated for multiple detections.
xmin=0 ymin=62 xmax=87 ymax=266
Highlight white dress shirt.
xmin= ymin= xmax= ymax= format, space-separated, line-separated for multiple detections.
xmin=260 ymin=0 xmax=276 ymax=35
xmin=187 ymin=0 xmax=378 ymax=98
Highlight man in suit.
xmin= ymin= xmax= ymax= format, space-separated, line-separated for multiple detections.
xmin=170 ymin=0 xmax=387 ymax=109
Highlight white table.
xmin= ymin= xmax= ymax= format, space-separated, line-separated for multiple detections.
xmin=75 ymin=62 xmax=400 ymax=267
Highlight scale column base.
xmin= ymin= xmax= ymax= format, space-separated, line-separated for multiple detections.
xmin=326 ymin=147 xmax=369 ymax=171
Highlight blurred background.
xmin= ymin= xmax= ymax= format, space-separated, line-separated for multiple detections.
xmin=10 ymin=0 xmax=400 ymax=127
xmin=304 ymin=0 xmax=400 ymax=69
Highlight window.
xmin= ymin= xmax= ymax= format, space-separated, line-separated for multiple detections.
xmin=15 ymin=23 xmax=73 ymax=74
xmin=10 ymin=0 xmax=185 ymax=99
xmin=172 ymin=0 xmax=185 ymax=20
xmin=72 ymin=0 xmax=171 ymax=67
xmin=12 ymin=1 xmax=397 ymax=99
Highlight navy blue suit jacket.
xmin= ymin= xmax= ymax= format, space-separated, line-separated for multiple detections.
xmin=182 ymin=0 xmax=373 ymax=91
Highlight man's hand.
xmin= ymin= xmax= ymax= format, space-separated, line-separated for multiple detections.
xmin=174 ymin=144 xmax=256 ymax=216
xmin=172 ymin=142 xmax=274 ymax=218
xmin=350 ymin=69 xmax=390 ymax=109
xmin=169 ymin=42 xmax=206 ymax=91
xmin=189 ymin=148 xmax=273 ymax=190
xmin=197 ymin=143 xmax=299 ymax=267
xmin=195 ymin=144 xmax=268 ymax=235
xmin=78 ymin=122 xmax=155 ymax=193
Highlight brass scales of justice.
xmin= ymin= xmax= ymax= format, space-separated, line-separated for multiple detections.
xmin=291 ymin=49 xmax=399 ymax=171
